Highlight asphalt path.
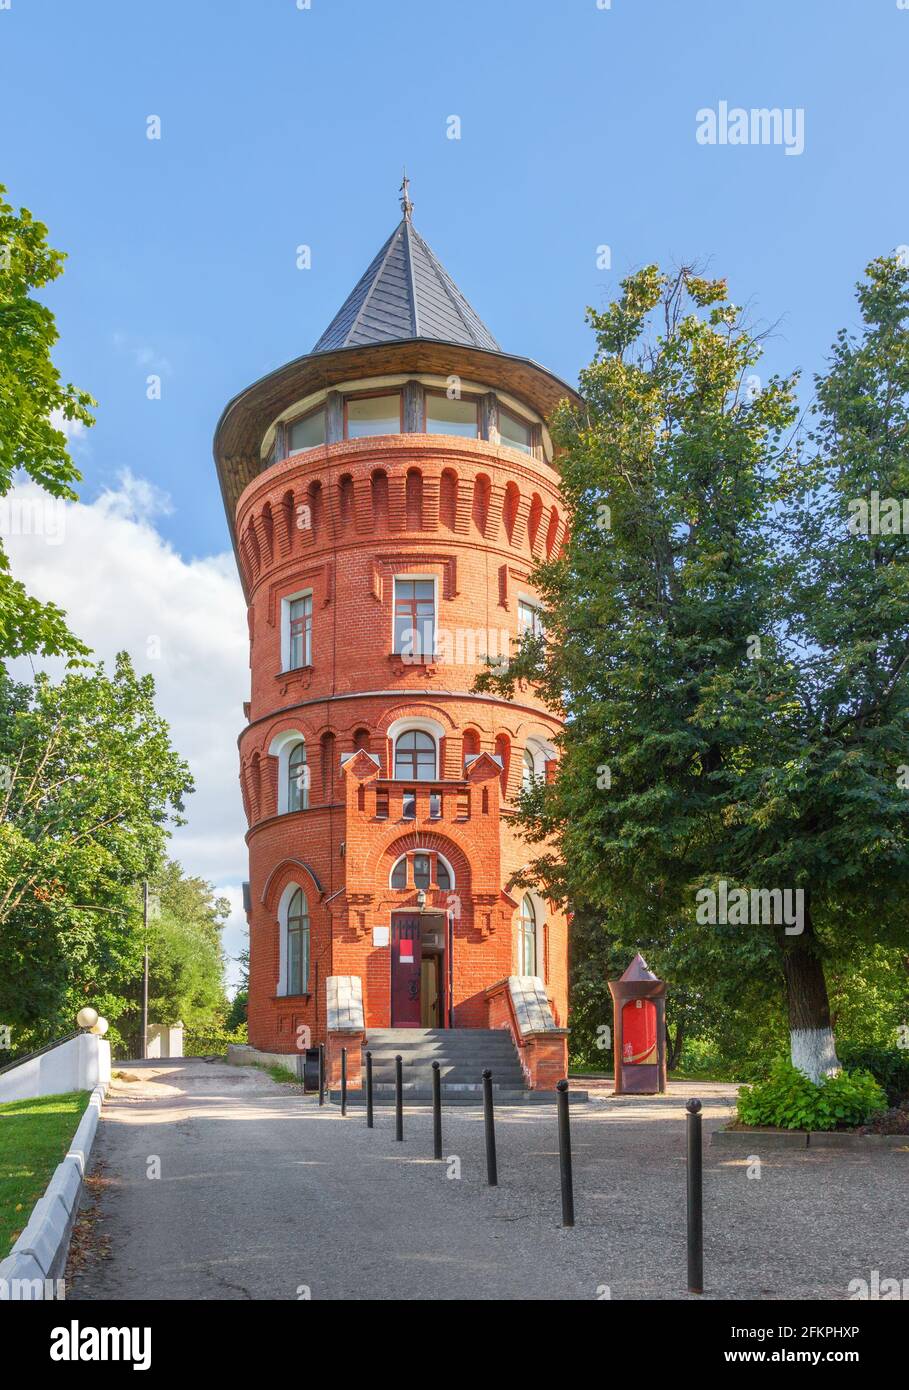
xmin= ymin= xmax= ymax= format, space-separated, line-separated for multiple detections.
xmin=66 ymin=1059 xmax=907 ymax=1301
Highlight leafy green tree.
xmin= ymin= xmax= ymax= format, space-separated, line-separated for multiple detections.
xmin=0 ymin=185 xmax=94 ymax=660
xmin=569 ymin=907 xmax=785 ymax=1076
xmin=482 ymin=259 xmax=909 ymax=1082
xmin=116 ymin=863 xmax=231 ymax=1054
xmin=225 ymin=947 xmax=249 ymax=1031
xmin=0 ymin=657 xmax=192 ymax=1046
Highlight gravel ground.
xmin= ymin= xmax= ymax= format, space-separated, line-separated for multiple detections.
xmin=66 ymin=1059 xmax=908 ymax=1301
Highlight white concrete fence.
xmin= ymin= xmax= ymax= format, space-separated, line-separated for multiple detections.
xmin=0 ymin=1032 xmax=110 ymax=1104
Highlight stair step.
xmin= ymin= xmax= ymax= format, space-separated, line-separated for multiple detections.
xmin=329 ymin=1088 xmax=589 ymax=1108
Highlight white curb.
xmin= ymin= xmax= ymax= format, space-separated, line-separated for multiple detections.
xmin=0 ymin=1081 xmax=107 ymax=1300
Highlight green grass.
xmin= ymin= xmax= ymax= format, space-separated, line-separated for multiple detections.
xmin=0 ymin=1090 xmax=91 ymax=1256
xmin=254 ymin=1062 xmax=299 ymax=1085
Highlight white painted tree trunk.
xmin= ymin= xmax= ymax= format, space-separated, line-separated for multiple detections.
xmin=790 ymin=1027 xmax=841 ymax=1084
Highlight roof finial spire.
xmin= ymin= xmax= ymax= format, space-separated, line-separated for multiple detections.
xmin=399 ymin=169 xmax=414 ymax=221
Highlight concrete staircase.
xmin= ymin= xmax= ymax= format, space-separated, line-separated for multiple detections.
xmin=330 ymin=1027 xmax=587 ymax=1106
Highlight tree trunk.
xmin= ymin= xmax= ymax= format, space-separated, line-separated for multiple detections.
xmin=780 ymin=908 xmax=840 ymax=1083
xmin=666 ymin=1023 xmax=684 ymax=1071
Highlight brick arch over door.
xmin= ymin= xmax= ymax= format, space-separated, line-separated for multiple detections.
xmin=367 ymin=830 xmax=471 ymax=894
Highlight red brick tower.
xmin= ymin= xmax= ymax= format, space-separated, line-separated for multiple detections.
xmin=214 ymin=186 xmax=579 ymax=1089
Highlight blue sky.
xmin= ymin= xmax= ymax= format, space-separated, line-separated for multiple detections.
xmin=2 ymin=0 xmax=907 ymax=983
xmin=2 ymin=0 xmax=907 ymax=558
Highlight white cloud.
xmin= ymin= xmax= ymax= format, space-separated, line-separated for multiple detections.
xmin=95 ymin=468 xmax=173 ymax=523
xmin=112 ymin=332 xmax=172 ymax=377
xmin=5 ymin=476 xmax=250 ymax=989
xmin=49 ymin=407 xmax=88 ymax=445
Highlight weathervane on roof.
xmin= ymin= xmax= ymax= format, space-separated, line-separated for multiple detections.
xmin=399 ymin=169 xmax=414 ymax=221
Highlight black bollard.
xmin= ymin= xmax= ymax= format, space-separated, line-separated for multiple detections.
xmin=482 ymin=1068 xmax=498 ymax=1186
xmin=431 ymin=1060 xmax=442 ymax=1160
xmin=686 ymin=1098 xmax=704 ymax=1294
xmin=366 ymin=1049 xmax=374 ymax=1129
xmin=556 ymin=1079 xmax=574 ymax=1228
xmin=318 ymin=1042 xmax=325 ymax=1107
xmin=395 ymin=1054 xmax=403 ymax=1141
xmin=341 ymin=1046 xmax=347 ymax=1116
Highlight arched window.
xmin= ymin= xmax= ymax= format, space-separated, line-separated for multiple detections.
xmin=288 ymin=741 xmax=308 ymax=811
xmin=394 ymin=730 xmax=436 ymax=781
xmin=285 ymin=887 xmax=310 ymax=995
xmin=389 ymin=851 xmax=455 ymax=891
xmin=523 ymin=737 xmax=555 ymax=788
xmin=269 ymin=730 xmax=309 ymax=815
xmin=391 ymin=857 xmax=408 ymax=889
xmin=518 ymin=895 xmax=537 ymax=976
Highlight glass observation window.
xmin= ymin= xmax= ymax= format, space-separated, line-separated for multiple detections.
xmin=289 ymin=410 xmax=326 ymax=453
xmin=499 ymin=406 xmax=533 ymax=454
xmin=346 ymin=394 xmax=401 ymax=439
xmin=425 ymin=394 xmax=479 ymax=438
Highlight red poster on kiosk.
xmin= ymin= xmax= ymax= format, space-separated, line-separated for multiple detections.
xmin=622 ymin=998 xmax=657 ymax=1065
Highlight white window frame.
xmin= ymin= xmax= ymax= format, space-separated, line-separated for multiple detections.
xmin=277 ymin=881 xmax=311 ymax=996
xmin=516 ymin=892 xmax=545 ymax=980
xmin=386 ymin=716 xmax=445 ymax=781
xmin=392 ymin=574 xmax=437 ymax=659
xmin=523 ymin=736 xmax=555 ymax=787
xmin=281 ymin=588 xmax=313 ymax=672
xmin=269 ymin=729 xmax=310 ymax=814
xmin=517 ymin=596 xmax=545 ymax=639
xmin=388 ymin=849 xmax=456 ymax=890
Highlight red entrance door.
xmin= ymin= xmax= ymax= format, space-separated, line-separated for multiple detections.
xmin=391 ymin=914 xmax=422 ymax=1027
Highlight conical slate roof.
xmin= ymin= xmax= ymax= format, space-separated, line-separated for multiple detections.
xmin=313 ymin=214 xmax=500 ymax=354
xmin=619 ymin=954 xmax=659 ymax=983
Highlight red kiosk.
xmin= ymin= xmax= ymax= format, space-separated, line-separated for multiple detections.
xmin=608 ymin=954 xmax=668 ymax=1095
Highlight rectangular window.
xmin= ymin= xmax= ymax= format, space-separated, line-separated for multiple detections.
xmin=425 ymin=393 xmax=479 ymax=438
xmin=393 ymin=578 xmax=435 ymax=657
xmin=499 ymin=406 xmax=533 ymax=455
xmin=518 ymin=599 xmax=545 ymax=638
xmin=403 ymin=790 xmax=416 ymax=820
xmin=346 ymin=393 xmax=402 ymax=439
xmin=288 ymin=594 xmax=313 ymax=669
xmin=288 ymin=409 xmax=326 ymax=453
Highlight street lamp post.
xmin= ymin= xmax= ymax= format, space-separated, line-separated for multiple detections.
xmin=141 ymin=880 xmax=149 ymax=1061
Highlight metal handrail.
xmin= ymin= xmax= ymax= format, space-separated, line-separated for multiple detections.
xmin=0 ymin=1029 xmax=82 ymax=1075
